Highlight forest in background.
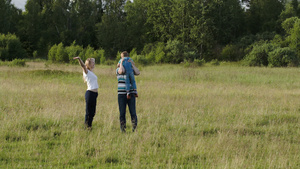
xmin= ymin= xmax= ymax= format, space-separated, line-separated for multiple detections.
xmin=1 ymin=0 xmax=300 ymax=67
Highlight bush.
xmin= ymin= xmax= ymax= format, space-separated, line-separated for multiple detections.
xmin=210 ymin=59 xmax=220 ymax=66
xmin=243 ymin=42 xmax=276 ymax=66
xmin=49 ymin=43 xmax=106 ymax=64
xmin=95 ymin=49 xmax=106 ymax=64
xmin=84 ymin=46 xmax=95 ymax=60
xmin=183 ymin=58 xmax=205 ymax=68
xmin=0 ymin=47 xmax=9 ymax=61
xmin=65 ymin=42 xmax=84 ymax=64
xmin=55 ymin=43 xmax=69 ymax=63
xmin=221 ymin=44 xmax=242 ymax=61
xmin=145 ymin=51 xmax=155 ymax=64
xmin=48 ymin=44 xmax=58 ymax=62
xmin=48 ymin=43 xmax=70 ymax=63
xmin=131 ymin=54 xmax=149 ymax=65
xmin=268 ymin=47 xmax=298 ymax=67
xmin=33 ymin=51 xmax=38 ymax=59
xmin=165 ymin=40 xmax=185 ymax=63
xmin=194 ymin=58 xmax=205 ymax=66
xmin=9 ymin=59 xmax=26 ymax=67
xmin=0 ymin=33 xmax=26 ymax=61
xmin=154 ymin=42 xmax=165 ymax=63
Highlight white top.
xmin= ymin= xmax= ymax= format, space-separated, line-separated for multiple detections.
xmin=83 ymin=70 xmax=99 ymax=90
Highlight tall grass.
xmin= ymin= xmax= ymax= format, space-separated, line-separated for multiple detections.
xmin=0 ymin=62 xmax=299 ymax=168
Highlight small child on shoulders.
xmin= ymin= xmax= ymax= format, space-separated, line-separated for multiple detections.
xmin=117 ymin=51 xmax=138 ymax=99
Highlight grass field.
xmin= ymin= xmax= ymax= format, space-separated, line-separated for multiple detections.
xmin=0 ymin=62 xmax=299 ymax=168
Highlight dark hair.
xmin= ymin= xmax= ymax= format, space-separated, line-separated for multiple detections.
xmin=122 ymin=51 xmax=129 ymax=57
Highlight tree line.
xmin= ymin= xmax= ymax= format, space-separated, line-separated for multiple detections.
xmin=1 ymin=0 xmax=300 ymax=67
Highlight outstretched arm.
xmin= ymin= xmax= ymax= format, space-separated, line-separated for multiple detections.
xmin=73 ymin=57 xmax=88 ymax=74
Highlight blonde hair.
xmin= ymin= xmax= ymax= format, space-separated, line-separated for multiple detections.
xmin=83 ymin=58 xmax=95 ymax=82
xmin=85 ymin=58 xmax=95 ymax=70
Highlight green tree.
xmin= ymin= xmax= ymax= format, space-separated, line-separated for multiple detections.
xmin=146 ymin=0 xmax=174 ymax=42
xmin=0 ymin=33 xmax=26 ymax=61
xmin=73 ymin=0 xmax=103 ymax=48
xmin=124 ymin=0 xmax=151 ymax=52
xmin=284 ymin=17 xmax=300 ymax=55
xmin=19 ymin=0 xmax=43 ymax=57
xmin=245 ymin=0 xmax=285 ymax=34
xmin=0 ymin=0 xmax=22 ymax=34
xmin=96 ymin=0 xmax=126 ymax=58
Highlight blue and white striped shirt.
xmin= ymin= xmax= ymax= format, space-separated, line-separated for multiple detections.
xmin=116 ymin=68 xmax=135 ymax=95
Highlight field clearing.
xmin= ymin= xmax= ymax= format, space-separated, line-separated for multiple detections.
xmin=0 ymin=62 xmax=299 ymax=168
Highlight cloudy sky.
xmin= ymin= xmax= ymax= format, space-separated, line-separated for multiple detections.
xmin=11 ymin=0 xmax=27 ymax=11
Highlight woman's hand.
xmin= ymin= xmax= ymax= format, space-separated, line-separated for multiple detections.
xmin=73 ymin=57 xmax=80 ymax=60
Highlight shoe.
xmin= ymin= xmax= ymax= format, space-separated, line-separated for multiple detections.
xmin=127 ymin=93 xmax=131 ymax=99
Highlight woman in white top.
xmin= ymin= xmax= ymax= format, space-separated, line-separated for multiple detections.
xmin=74 ymin=57 xmax=99 ymax=129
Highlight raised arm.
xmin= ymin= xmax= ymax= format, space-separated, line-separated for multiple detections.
xmin=73 ymin=57 xmax=88 ymax=74
xmin=118 ymin=58 xmax=125 ymax=75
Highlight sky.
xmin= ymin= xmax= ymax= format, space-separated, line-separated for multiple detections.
xmin=11 ymin=0 xmax=27 ymax=11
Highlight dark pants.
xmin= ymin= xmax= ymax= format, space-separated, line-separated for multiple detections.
xmin=118 ymin=93 xmax=137 ymax=132
xmin=85 ymin=90 xmax=98 ymax=127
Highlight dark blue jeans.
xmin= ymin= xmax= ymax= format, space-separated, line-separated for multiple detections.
xmin=118 ymin=94 xmax=137 ymax=132
xmin=85 ymin=90 xmax=98 ymax=127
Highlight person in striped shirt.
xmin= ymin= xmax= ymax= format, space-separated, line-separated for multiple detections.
xmin=116 ymin=59 xmax=139 ymax=132
xmin=117 ymin=51 xmax=138 ymax=99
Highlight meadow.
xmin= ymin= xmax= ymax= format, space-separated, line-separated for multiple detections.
xmin=0 ymin=62 xmax=299 ymax=168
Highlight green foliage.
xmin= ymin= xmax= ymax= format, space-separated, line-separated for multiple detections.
xmin=48 ymin=43 xmax=107 ymax=65
xmin=131 ymin=54 xmax=149 ymax=66
xmin=279 ymin=0 xmax=300 ymax=22
xmin=154 ymin=43 xmax=166 ymax=64
xmin=210 ymin=59 xmax=220 ymax=66
xmin=184 ymin=58 xmax=205 ymax=68
xmin=268 ymin=47 xmax=299 ymax=67
xmin=65 ymin=42 xmax=84 ymax=64
xmin=0 ymin=0 xmax=22 ymax=34
xmin=0 ymin=33 xmax=26 ymax=61
xmin=48 ymin=44 xmax=58 ymax=62
xmin=0 ymin=47 xmax=9 ymax=61
xmin=33 ymin=50 xmax=38 ymax=58
xmin=194 ymin=58 xmax=205 ymax=66
xmin=94 ymin=49 xmax=106 ymax=65
xmin=84 ymin=46 xmax=95 ymax=61
xmin=9 ymin=59 xmax=26 ymax=67
xmin=165 ymin=40 xmax=186 ymax=63
xmin=221 ymin=44 xmax=242 ymax=61
xmin=141 ymin=42 xmax=166 ymax=64
xmin=55 ymin=43 xmax=69 ymax=63
xmin=1 ymin=0 xmax=300 ymax=67
xmin=145 ymin=51 xmax=155 ymax=64
xmin=282 ymin=17 xmax=299 ymax=34
xmin=243 ymin=42 xmax=277 ymax=67
xmin=246 ymin=0 xmax=284 ymax=34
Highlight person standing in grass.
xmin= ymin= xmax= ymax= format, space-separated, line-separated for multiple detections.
xmin=73 ymin=57 xmax=99 ymax=129
xmin=116 ymin=56 xmax=139 ymax=132
xmin=117 ymin=51 xmax=138 ymax=99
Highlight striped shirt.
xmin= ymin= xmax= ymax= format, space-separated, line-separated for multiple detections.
xmin=116 ymin=68 xmax=135 ymax=95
